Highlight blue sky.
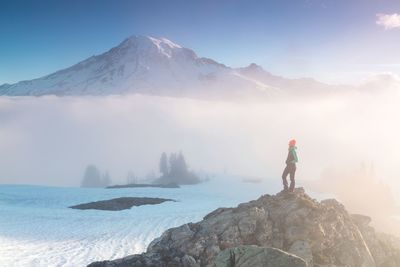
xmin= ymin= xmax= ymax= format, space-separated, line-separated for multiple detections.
xmin=0 ymin=0 xmax=399 ymax=85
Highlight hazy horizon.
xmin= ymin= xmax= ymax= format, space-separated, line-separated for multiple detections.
xmin=1 ymin=86 xmax=399 ymax=190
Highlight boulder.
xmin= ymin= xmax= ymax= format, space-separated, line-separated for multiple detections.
xmin=208 ymin=245 xmax=307 ymax=267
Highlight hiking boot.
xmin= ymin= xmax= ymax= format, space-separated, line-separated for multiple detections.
xmin=282 ymin=187 xmax=289 ymax=193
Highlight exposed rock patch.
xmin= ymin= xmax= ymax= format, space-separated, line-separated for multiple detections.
xmin=88 ymin=188 xmax=400 ymax=266
xmin=70 ymin=197 xmax=175 ymax=211
xmin=209 ymin=245 xmax=307 ymax=267
xmin=351 ymin=214 xmax=400 ymax=266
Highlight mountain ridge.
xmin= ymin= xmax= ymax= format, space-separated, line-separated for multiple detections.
xmin=0 ymin=35 xmax=337 ymax=99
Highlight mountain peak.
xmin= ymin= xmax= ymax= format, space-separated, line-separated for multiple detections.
xmin=111 ymin=35 xmax=190 ymax=61
xmin=148 ymin=36 xmax=182 ymax=49
xmin=246 ymin=63 xmax=264 ymax=72
xmin=239 ymin=63 xmax=271 ymax=76
xmin=119 ymin=35 xmax=182 ymax=54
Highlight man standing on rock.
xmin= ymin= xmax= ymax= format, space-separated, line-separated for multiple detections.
xmin=282 ymin=139 xmax=298 ymax=192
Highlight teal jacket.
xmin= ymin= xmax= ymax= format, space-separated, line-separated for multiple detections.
xmin=285 ymin=146 xmax=298 ymax=164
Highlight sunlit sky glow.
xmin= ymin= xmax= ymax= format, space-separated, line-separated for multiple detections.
xmin=0 ymin=0 xmax=399 ymax=85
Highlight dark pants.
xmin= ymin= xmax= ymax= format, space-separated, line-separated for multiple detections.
xmin=282 ymin=163 xmax=296 ymax=192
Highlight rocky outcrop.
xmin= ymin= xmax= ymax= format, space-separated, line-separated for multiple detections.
xmin=70 ymin=197 xmax=174 ymax=211
xmin=351 ymin=214 xmax=400 ymax=267
xmin=88 ymin=188 xmax=400 ymax=266
xmin=209 ymin=245 xmax=307 ymax=267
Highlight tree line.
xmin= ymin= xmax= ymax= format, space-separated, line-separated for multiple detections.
xmin=81 ymin=151 xmax=200 ymax=187
xmin=157 ymin=151 xmax=200 ymax=185
xmin=81 ymin=164 xmax=112 ymax=188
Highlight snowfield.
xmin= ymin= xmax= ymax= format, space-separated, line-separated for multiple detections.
xmin=0 ymin=176 xmax=282 ymax=267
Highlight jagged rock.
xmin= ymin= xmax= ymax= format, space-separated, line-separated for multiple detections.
xmin=208 ymin=245 xmax=307 ymax=267
xmin=87 ymin=253 xmax=168 ymax=267
xmin=352 ymin=214 xmax=372 ymax=227
xmin=351 ymin=214 xmax=400 ymax=267
xmin=88 ymin=188 xmax=400 ymax=267
xmin=182 ymin=255 xmax=199 ymax=267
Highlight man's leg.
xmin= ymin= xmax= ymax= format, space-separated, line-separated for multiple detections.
xmin=282 ymin=165 xmax=290 ymax=191
xmin=289 ymin=165 xmax=296 ymax=192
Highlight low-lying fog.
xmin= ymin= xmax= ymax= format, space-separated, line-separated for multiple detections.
xmin=0 ymin=81 xmax=399 ymax=235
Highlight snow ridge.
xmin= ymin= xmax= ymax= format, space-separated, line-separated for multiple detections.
xmin=0 ymin=35 xmax=338 ymax=99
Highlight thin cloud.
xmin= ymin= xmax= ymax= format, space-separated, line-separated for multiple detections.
xmin=376 ymin=13 xmax=400 ymax=30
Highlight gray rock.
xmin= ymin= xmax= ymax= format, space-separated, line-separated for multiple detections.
xmin=351 ymin=214 xmax=400 ymax=267
xmin=288 ymin=240 xmax=312 ymax=266
xmin=182 ymin=255 xmax=199 ymax=267
xmin=208 ymin=245 xmax=307 ymax=267
xmin=88 ymin=188 xmax=400 ymax=267
xmin=351 ymin=214 xmax=372 ymax=227
xmin=70 ymin=197 xmax=175 ymax=211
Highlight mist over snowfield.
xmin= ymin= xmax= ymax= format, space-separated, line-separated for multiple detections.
xmin=0 ymin=81 xmax=399 ymax=188
xmin=1 ymin=80 xmax=400 ymax=236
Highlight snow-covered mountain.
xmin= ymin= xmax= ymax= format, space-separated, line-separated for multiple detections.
xmin=0 ymin=35 xmax=335 ymax=99
xmin=237 ymin=63 xmax=343 ymax=96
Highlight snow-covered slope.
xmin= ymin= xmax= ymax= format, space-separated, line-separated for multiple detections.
xmin=237 ymin=63 xmax=352 ymax=96
xmin=0 ymin=178 xmax=280 ymax=267
xmin=0 ymin=36 xmax=283 ymax=99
